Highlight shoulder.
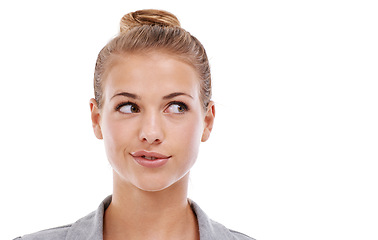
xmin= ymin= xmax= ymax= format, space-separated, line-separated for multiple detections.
xmin=209 ymin=218 xmax=255 ymax=240
xmin=190 ymin=200 xmax=255 ymax=240
xmin=14 ymin=196 xmax=109 ymax=240
xmin=13 ymin=224 xmax=72 ymax=240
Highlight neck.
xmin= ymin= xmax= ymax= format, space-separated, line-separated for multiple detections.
xmin=103 ymin=171 xmax=199 ymax=240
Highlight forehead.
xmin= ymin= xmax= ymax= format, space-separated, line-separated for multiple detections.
xmin=104 ymin=52 xmax=200 ymax=98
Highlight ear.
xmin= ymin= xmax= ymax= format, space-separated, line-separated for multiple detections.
xmin=89 ymin=98 xmax=103 ymax=140
xmin=201 ymin=101 xmax=215 ymax=142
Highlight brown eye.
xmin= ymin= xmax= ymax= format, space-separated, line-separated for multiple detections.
xmin=116 ymin=102 xmax=140 ymax=114
xmin=165 ymin=102 xmax=188 ymax=114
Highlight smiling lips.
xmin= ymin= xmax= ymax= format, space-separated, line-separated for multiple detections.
xmin=130 ymin=151 xmax=171 ymax=168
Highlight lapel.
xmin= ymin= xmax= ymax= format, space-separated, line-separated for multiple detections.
xmin=65 ymin=196 xmax=111 ymax=240
xmin=65 ymin=195 xmax=236 ymax=240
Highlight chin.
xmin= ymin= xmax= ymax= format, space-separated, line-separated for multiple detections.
xmin=133 ymin=171 xmax=190 ymax=193
xmin=136 ymin=184 xmax=172 ymax=192
xmin=133 ymin=177 xmax=178 ymax=192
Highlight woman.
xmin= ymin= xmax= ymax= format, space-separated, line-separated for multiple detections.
xmin=15 ymin=9 xmax=253 ymax=240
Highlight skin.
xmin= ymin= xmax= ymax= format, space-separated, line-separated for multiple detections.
xmin=89 ymin=51 xmax=215 ymax=240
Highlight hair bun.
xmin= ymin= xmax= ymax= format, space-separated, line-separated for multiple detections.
xmin=120 ymin=9 xmax=181 ymax=33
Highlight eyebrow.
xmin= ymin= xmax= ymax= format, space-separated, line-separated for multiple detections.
xmin=111 ymin=92 xmax=141 ymax=100
xmin=162 ymin=92 xmax=193 ymax=100
xmin=111 ymin=92 xmax=193 ymax=100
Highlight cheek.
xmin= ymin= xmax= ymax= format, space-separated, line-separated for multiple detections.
xmin=172 ymin=116 xmax=204 ymax=159
xmin=101 ymin=116 xmax=134 ymax=161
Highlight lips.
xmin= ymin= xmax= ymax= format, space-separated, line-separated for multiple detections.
xmin=130 ymin=151 xmax=171 ymax=168
xmin=131 ymin=151 xmax=171 ymax=159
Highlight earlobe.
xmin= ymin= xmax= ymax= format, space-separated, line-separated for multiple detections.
xmin=201 ymin=101 xmax=215 ymax=142
xmin=89 ymin=98 xmax=103 ymax=140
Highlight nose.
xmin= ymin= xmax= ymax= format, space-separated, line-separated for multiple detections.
xmin=138 ymin=111 xmax=164 ymax=144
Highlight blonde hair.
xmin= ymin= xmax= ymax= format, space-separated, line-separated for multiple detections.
xmin=94 ymin=9 xmax=211 ymax=110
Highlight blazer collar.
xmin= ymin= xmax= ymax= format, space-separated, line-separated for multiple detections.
xmin=65 ymin=196 xmax=110 ymax=240
xmin=66 ymin=195 xmax=234 ymax=240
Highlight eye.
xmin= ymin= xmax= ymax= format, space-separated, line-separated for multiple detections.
xmin=116 ymin=102 xmax=140 ymax=114
xmin=165 ymin=102 xmax=189 ymax=114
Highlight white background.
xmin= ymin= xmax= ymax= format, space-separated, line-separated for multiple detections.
xmin=1 ymin=0 xmax=377 ymax=240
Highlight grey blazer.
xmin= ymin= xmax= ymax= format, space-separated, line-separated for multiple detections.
xmin=14 ymin=195 xmax=254 ymax=240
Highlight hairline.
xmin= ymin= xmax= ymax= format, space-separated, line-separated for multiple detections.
xmin=97 ymin=48 xmax=205 ymax=109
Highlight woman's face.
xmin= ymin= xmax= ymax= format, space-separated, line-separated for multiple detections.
xmin=90 ymin=51 xmax=215 ymax=192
